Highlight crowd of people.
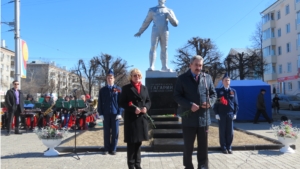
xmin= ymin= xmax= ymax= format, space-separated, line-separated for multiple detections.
xmin=2 ymin=55 xmax=276 ymax=169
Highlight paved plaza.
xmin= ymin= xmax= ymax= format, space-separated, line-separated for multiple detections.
xmin=1 ymin=110 xmax=300 ymax=169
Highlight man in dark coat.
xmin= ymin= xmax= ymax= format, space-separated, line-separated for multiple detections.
xmin=253 ymin=89 xmax=272 ymax=124
xmin=174 ymin=55 xmax=217 ymax=169
xmin=213 ymin=73 xmax=239 ymax=154
xmin=5 ymin=80 xmax=24 ymax=135
xmin=98 ymin=69 xmax=123 ymax=155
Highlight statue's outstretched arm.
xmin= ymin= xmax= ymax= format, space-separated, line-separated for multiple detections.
xmin=134 ymin=9 xmax=153 ymax=37
xmin=167 ymin=9 xmax=178 ymax=27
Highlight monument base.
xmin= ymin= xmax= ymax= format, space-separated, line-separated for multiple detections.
xmin=146 ymin=70 xmax=177 ymax=78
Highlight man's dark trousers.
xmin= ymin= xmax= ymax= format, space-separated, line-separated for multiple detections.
xmin=7 ymin=106 xmax=21 ymax=133
xmin=182 ymin=126 xmax=208 ymax=169
xmin=103 ymin=114 xmax=119 ymax=152
xmin=254 ymin=109 xmax=271 ymax=123
xmin=218 ymin=112 xmax=234 ymax=151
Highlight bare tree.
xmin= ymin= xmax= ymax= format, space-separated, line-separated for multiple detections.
xmin=250 ymin=21 xmax=264 ymax=81
xmin=96 ymin=53 xmax=129 ymax=87
xmin=172 ymin=37 xmax=224 ymax=82
xmin=224 ymin=50 xmax=264 ymax=80
xmin=73 ymin=57 xmax=101 ymax=96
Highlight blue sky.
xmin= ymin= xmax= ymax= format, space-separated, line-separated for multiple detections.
xmin=1 ymin=0 xmax=276 ymax=80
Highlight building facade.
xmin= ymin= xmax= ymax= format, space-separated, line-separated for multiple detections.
xmin=22 ymin=61 xmax=98 ymax=98
xmin=261 ymin=0 xmax=300 ymax=95
xmin=0 ymin=46 xmax=15 ymax=92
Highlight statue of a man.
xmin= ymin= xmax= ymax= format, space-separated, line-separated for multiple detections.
xmin=134 ymin=0 xmax=178 ymax=72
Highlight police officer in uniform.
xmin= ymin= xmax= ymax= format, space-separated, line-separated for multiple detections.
xmin=213 ymin=73 xmax=239 ymax=154
xmin=98 ymin=69 xmax=123 ymax=155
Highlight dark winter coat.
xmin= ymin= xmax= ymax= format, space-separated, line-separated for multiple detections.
xmin=173 ymin=69 xmax=217 ymax=127
xmin=5 ymin=88 xmax=24 ymax=113
xmin=256 ymin=93 xmax=266 ymax=110
xmin=119 ymin=83 xmax=151 ymax=143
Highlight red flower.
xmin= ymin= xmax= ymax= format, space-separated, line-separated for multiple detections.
xmin=220 ymin=96 xmax=228 ymax=105
xmin=129 ymin=101 xmax=133 ymax=107
xmin=284 ymin=121 xmax=289 ymax=125
xmin=113 ymin=88 xmax=121 ymax=93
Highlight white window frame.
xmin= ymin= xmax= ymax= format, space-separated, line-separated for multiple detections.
xmin=287 ymin=82 xmax=292 ymax=90
xmin=278 ymin=46 xmax=282 ymax=55
xmin=286 ymin=23 xmax=290 ymax=33
xmin=285 ymin=5 xmax=290 ymax=15
xmin=287 ymin=43 xmax=291 ymax=53
xmin=279 ymin=64 xmax=282 ymax=74
xmin=277 ymin=11 xmax=281 ymax=20
xmin=287 ymin=62 xmax=292 ymax=72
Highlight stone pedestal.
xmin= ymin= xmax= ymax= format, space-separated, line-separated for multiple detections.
xmin=145 ymin=71 xmax=177 ymax=116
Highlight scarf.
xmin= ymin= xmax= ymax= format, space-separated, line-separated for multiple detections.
xmin=132 ymin=81 xmax=141 ymax=94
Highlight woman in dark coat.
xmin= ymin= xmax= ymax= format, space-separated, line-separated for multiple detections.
xmin=119 ymin=68 xmax=151 ymax=169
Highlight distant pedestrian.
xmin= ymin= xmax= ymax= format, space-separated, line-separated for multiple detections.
xmin=253 ymin=89 xmax=272 ymax=124
xmin=272 ymin=94 xmax=280 ymax=114
xmin=213 ymin=73 xmax=239 ymax=154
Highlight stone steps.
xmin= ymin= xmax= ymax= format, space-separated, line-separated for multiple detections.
xmin=153 ymin=129 xmax=183 ymax=138
xmin=151 ymin=116 xmax=179 ymax=122
xmin=153 ymin=121 xmax=182 ymax=129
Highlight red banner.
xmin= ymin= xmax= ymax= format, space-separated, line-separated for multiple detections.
xmin=277 ymin=75 xmax=299 ymax=82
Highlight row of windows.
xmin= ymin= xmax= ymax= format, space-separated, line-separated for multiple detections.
xmin=277 ymin=57 xmax=300 ymax=74
xmin=0 ymin=53 xmax=12 ymax=62
xmin=264 ymin=4 xmax=291 ymax=24
xmin=285 ymin=81 xmax=300 ymax=90
xmin=263 ymin=42 xmax=294 ymax=57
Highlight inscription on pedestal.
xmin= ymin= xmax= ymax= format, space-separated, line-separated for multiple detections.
xmin=146 ymin=78 xmax=177 ymax=110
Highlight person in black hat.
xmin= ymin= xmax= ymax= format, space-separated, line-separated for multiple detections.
xmin=98 ymin=68 xmax=123 ymax=155
xmin=213 ymin=73 xmax=239 ymax=154
xmin=253 ymin=89 xmax=272 ymax=124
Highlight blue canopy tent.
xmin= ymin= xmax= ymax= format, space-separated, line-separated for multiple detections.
xmin=215 ymin=80 xmax=272 ymax=122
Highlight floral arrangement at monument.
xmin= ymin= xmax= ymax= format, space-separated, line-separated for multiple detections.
xmin=128 ymin=101 xmax=156 ymax=128
xmin=271 ymin=120 xmax=299 ymax=139
xmin=34 ymin=120 xmax=69 ymax=140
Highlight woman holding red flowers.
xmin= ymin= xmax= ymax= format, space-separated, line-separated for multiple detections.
xmin=119 ymin=68 xmax=151 ymax=169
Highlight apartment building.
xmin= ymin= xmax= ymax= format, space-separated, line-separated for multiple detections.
xmin=0 ymin=44 xmax=15 ymax=93
xmin=261 ymin=0 xmax=300 ymax=95
xmin=21 ymin=61 xmax=98 ymax=98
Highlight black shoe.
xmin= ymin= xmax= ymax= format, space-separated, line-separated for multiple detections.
xmin=199 ymin=165 xmax=206 ymax=169
xmin=253 ymin=122 xmax=259 ymax=124
xmin=222 ymin=149 xmax=228 ymax=154
xmin=6 ymin=133 xmax=10 ymax=136
xmin=29 ymin=128 xmax=33 ymax=131
xmin=110 ymin=151 xmax=116 ymax=155
xmin=103 ymin=151 xmax=108 ymax=155
xmin=228 ymin=149 xmax=233 ymax=154
xmin=14 ymin=131 xmax=22 ymax=134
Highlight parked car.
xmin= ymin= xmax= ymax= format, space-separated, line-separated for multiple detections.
xmin=277 ymin=95 xmax=300 ymax=110
xmin=296 ymin=93 xmax=300 ymax=99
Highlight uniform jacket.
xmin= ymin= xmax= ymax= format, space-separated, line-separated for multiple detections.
xmin=5 ymin=88 xmax=24 ymax=113
xmin=119 ymin=83 xmax=151 ymax=143
xmin=173 ymin=70 xmax=217 ymax=127
xmin=257 ymin=93 xmax=266 ymax=110
xmin=213 ymin=87 xmax=239 ymax=115
xmin=98 ymin=85 xmax=123 ymax=116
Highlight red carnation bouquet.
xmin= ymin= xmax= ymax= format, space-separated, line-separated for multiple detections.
xmin=128 ymin=101 xmax=156 ymax=128
xmin=219 ymin=96 xmax=228 ymax=105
